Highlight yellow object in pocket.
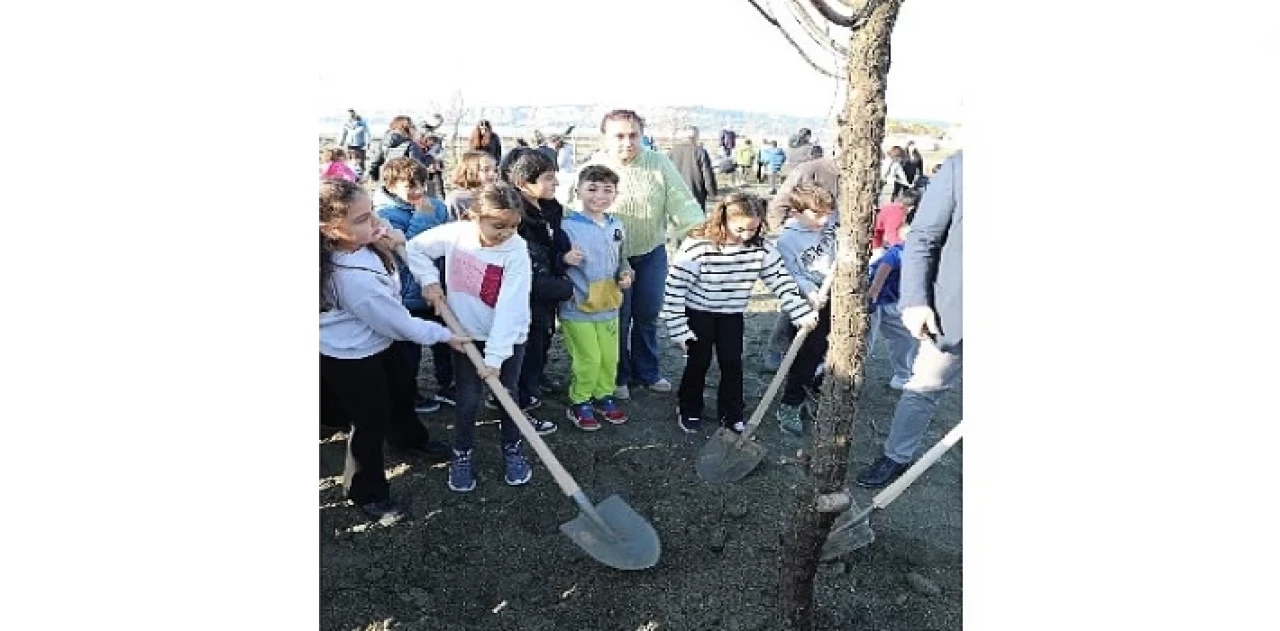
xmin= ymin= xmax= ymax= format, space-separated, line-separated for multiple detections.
xmin=579 ymin=278 xmax=623 ymax=313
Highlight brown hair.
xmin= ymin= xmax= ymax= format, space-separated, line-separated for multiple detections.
xmin=787 ymin=183 xmax=835 ymax=215
xmin=469 ymin=120 xmax=494 ymax=150
xmin=599 ymin=109 xmax=645 ymax=132
xmin=577 ymin=164 xmax=619 ymax=187
xmin=319 ymin=179 xmax=391 ymax=312
xmin=464 ymin=182 xmax=524 ymax=222
xmin=887 ymin=146 xmax=905 ymax=160
xmin=320 ymin=147 xmax=346 ymax=163
xmin=380 ymin=157 xmax=428 ymax=188
xmin=452 ymin=151 xmax=497 ymax=190
xmin=388 ymin=115 xmax=415 ymax=136
xmin=689 ymin=192 xmax=765 ymax=247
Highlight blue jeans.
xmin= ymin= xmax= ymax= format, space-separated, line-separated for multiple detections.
xmin=617 ymin=245 xmax=667 ymax=386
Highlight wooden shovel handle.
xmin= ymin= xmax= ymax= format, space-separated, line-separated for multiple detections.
xmin=873 ymin=421 xmax=963 ymax=509
xmin=429 ymin=292 xmax=585 ymax=499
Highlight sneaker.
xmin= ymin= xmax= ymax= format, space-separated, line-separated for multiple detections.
xmin=678 ymin=412 xmax=703 ymax=434
xmin=614 ymin=385 xmax=631 ymax=400
xmin=357 ymin=499 xmax=406 ymax=525
xmin=486 ymin=393 xmax=541 ymax=412
xmin=520 ymin=411 xmax=557 ymax=435
xmin=889 ymin=376 xmax=909 ymax=390
xmin=727 ymin=420 xmax=747 ymax=434
xmin=448 ymin=449 xmax=476 ymax=493
xmin=646 ymin=378 xmax=673 ymax=393
xmin=593 ymin=396 xmax=628 ymax=424
xmin=855 ymin=455 xmax=910 ymax=489
xmin=777 ymin=403 xmax=804 ymax=437
xmin=430 ymin=385 xmax=457 ymax=407
xmin=567 ymin=403 xmax=601 ymax=431
xmin=414 ymin=397 xmax=441 ymax=414
xmin=502 ymin=442 xmax=533 ymax=486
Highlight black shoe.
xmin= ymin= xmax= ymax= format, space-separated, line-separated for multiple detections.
xmin=855 ymin=456 xmax=910 ymax=489
xmin=393 ymin=439 xmax=452 ymax=463
xmin=357 ymin=499 xmax=406 ymax=525
xmin=414 ymin=397 xmax=441 ymax=414
xmin=430 ymin=385 xmax=457 ymax=407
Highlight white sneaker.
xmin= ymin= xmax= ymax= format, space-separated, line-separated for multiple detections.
xmin=646 ymin=378 xmax=673 ymax=393
xmin=889 ymin=376 xmax=909 ymax=390
xmin=614 ymin=385 xmax=631 ymax=400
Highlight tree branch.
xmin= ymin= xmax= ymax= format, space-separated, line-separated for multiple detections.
xmin=808 ymin=0 xmax=883 ymax=29
xmin=787 ymin=0 xmax=849 ymax=58
xmin=746 ymin=0 xmax=842 ymax=79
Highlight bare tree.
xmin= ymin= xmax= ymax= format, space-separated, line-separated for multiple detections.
xmin=441 ymin=90 xmax=469 ymax=166
xmin=746 ymin=1 xmax=906 ymax=629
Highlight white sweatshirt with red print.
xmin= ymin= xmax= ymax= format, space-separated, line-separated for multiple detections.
xmin=405 ymin=221 xmax=532 ymax=369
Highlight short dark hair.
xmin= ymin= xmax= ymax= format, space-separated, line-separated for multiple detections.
xmin=502 ymin=147 xmax=556 ymax=188
xmin=578 ymin=165 xmax=619 ymax=187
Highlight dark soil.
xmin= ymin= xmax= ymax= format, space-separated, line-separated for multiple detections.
xmin=319 ymin=281 xmax=962 ymax=630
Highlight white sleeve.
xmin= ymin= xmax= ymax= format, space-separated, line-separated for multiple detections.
xmin=406 ymin=223 xmax=451 ymax=286
xmin=482 ymin=251 xmax=532 ymax=369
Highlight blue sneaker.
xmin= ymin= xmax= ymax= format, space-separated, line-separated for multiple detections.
xmin=502 ymin=442 xmax=532 ymax=486
xmin=448 ymin=449 xmax=476 ymax=493
xmin=592 ymin=396 xmax=628 ymax=425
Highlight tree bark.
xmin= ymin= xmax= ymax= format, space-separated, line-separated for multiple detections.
xmin=778 ymin=0 xmax=903 ymax=629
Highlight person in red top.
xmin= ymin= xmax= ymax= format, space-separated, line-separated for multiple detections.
xmin=873 ymin=189 xmax=919 ymax=251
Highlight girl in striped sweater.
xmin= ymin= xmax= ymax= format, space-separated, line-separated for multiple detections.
xmin=661 ymin=193 xmax=819 ymax=434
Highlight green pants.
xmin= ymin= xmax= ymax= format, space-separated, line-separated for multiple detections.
xmin=561 ymin=318 xmax=620 ymax=404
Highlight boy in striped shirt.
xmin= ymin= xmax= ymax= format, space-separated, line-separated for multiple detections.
xmin=661 ymin=193 xmax=819 ymax=434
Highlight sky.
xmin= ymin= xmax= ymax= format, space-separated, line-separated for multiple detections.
xmin=318 ymin=0 xmax=962 ymax=122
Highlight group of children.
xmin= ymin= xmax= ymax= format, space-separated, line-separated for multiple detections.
xmin=320 ymin=129 xmax=924 ymax=523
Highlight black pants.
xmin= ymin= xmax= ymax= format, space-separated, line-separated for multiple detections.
xmin=781 ymin=304 xmax=831 ymax=406
xmin=678 ymin=309 xmax=745 ymax=425
xmin=407 ymin=308 xmax=454 ymax=391
xmin=321 ymin=348 xmax=431 ymax=505
xmin=517 ymin=303 xmax=555 ymax=407
xmin=452 ymin=341 xmax=525 ymax=451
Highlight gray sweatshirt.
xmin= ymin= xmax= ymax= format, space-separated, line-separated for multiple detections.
xmin=775 ymin=215 xmax=839 ymax=298
xmin=320 ymin=247 xmax=452 ymax=359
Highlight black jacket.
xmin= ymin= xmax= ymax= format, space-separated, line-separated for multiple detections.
xmin=666 ymin=143 xmax=718 ymax=204
xmin=516 ymin=195 xmax=572 ymax=304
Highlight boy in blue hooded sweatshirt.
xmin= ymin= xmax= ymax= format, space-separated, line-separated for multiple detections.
xmin=558 ymin=166 xmax=633 ymax=431
xmin=374 ymin=158 xmax=456 ymax=413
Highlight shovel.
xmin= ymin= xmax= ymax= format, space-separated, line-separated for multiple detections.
xmin=821 ymin=420 xmax=964 ymax=561
xmin=695 ymin=273 xmax=834 ymax=484
xmin=425 ymin=294 xmax=662 ymax=570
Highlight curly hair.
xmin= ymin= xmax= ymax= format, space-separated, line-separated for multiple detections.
xmin=787 ymin=183 xmax=835 ymax=215
xmin=689 ymin=192 xmax=765 ymax=247
xmin=380 ymin=157 xmax=428 ymax=188
xmin=501 ymin=147 xmax=556 ymax=188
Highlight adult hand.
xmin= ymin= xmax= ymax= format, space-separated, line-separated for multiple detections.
xmin=479 ymin=366 xmax=500 ymax=380
xmin=901 ymin=305 xmax=941 ymax=341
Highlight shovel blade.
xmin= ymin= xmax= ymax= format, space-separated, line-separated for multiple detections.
xmin=821 ymin=507 xmax=875 ymax=561
xmin=559 ymin=494 xmax=661 ymax=571
xmin=695 ymin=428 xmax=767 ymax=484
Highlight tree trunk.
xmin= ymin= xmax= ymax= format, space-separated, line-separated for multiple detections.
xmin=778 ymin=1 xmax=903 ymax=629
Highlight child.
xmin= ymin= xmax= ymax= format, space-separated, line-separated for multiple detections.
xmin=373 ymin=157 xmax=456 ymax=412
xmin=872 ymin=189 xmax=918 ymax=257
xmin=774 ymin=184 xmax=839 ymax=436
xmin=404 ymin=183 xmax=536 ymax=493
xmin=502 ymin=148 xmax=571 ymax=431
xmin=320 ymin=178 xmax=470 ymax=521
xmin=320 ymin=147 xmax=358 ymax=182
xmin=446 ymin=151 xmax=500 ymax=221
xmin=734 ymin=140 xmax=756 ymax=187
xmin=758 ymin=140 xmax=787 ymax=194
xmin=661 ymin=192 xmax=819 ymax=434
xmin=559 ymin=166 xmax=633 ymax=431
xmin=346 ymin=147 xmax=367 ymax=183
xmin=867 ymin=222 xmax=920 ymax=390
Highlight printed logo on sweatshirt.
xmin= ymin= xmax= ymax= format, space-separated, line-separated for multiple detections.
xmin=447 ymin=249 xmax=505 ymax=308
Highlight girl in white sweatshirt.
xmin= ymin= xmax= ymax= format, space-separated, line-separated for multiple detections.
xmin=405 ymin=183 xmax=537 ymax=493
xmin=320 ymin=179 xmax=470 ymax=523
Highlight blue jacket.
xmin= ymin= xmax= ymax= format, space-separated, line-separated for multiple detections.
xmin=760 ymin=147 xmax=786 ymax=173
xmin=374 ymin=187 xmax=450 ymax=311
xmin=899 ymin=151 xmax=962 ymax=351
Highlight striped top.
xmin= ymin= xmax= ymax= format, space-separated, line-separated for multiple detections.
xmin=577 ymin=149 xmax=706 ymax=259
xmin=661 ymin=237 xmax=814 ymax=344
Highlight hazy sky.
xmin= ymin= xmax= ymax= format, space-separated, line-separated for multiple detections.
xmin=319 ymin=0 xmax=961 ymax=122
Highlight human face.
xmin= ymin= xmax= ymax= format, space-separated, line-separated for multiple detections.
xmin=577 ymin=180 xmax=617 ymax=214
xmin=477 ymin=157 xmax=498 ymax=184
xmin=724 ymin=213 xmax=762 ymax=245
xmin=320 ymin=192 xmax=378 ymax=250
xmin=476 ymin=211 xmax=521 ymax=247
xmin=794 ymin=207 xmax=830 ymax=231
xmin=387 ymin=179 xmax=425 ymax=205
xmin=523 ymin=171 xmax=558 ymax=200
xmin=602 ymin=119 xmax=642 ymax=163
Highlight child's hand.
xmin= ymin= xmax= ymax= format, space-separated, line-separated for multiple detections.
xmin=675 ymin=335 xmax=696 ymax=353
xmin=795 ymin=312 xmax=820 ymax=331
xmin=808 ymin=292 xmax=827 ymax=310
xmin=423 ymin=283 xmax=445 ymax=306
xmin=479 ymin=365 xmax=501 ymax=380
xmin=563 ymin=246 xmax=585 ymax=266
xmin=618 ymin=271 xmax=634 ymax=289
xmin=447 ymin=334 xmax=471 ymax=353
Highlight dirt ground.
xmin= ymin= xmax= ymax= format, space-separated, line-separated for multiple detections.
xmin=319 ymin=217 xmax=963 ymax=631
